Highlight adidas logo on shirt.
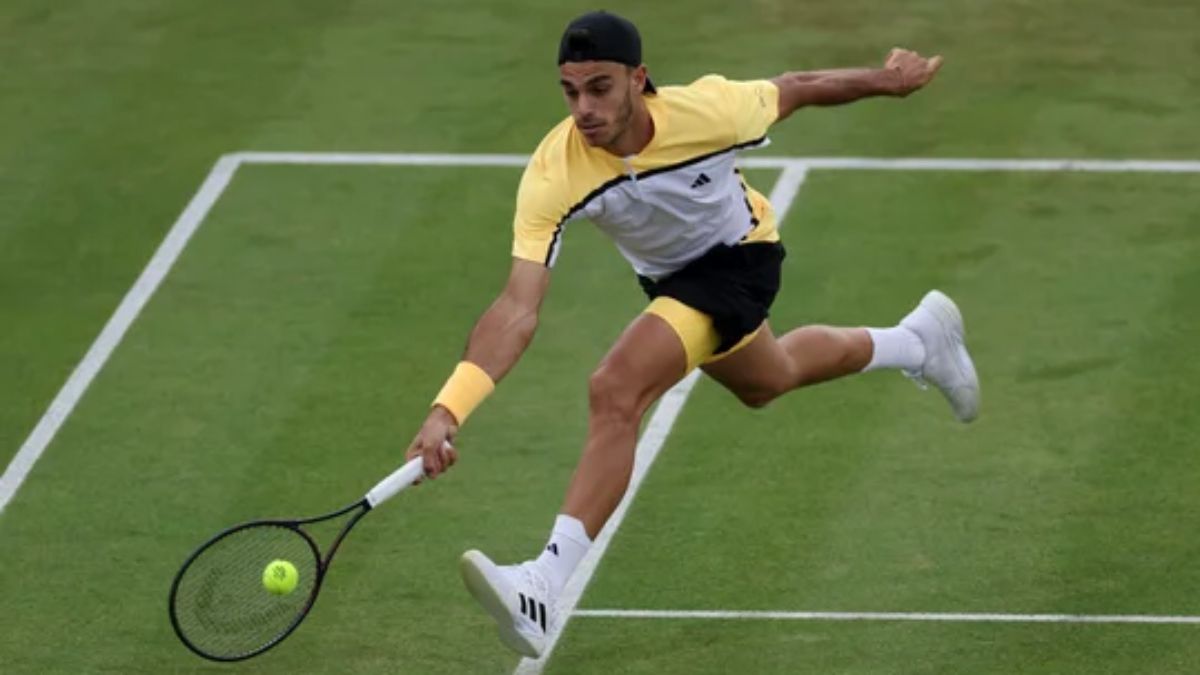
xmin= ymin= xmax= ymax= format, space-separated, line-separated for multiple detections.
xmin=690 ymin=173 xmax=712 ymax=189
xmin=545 ymin=543 xmax=559 ymax=556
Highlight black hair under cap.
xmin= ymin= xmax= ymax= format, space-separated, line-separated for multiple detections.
xmin=557 ymin=11 xmax=656 ymax=93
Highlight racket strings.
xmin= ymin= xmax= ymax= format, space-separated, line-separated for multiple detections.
xmin=171 ymin=524 xmax=319 ymax=659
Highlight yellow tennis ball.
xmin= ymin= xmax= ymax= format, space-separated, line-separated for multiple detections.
xmin=262 ymin=559 xmax=299 ymax=595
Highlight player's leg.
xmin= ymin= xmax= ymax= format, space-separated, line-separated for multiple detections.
xmin=460 ymin=309 xmax=695 ymax=657
xmin=561 ymin=311 xmax=689 ymax=536
xmin=700 ymin=322 xmax=878 ymax=408
xmin=704 ymin=290 xmax=979 ymax=421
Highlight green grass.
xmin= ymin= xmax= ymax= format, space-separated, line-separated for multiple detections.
xmin=0 ymin=165 xmax=624 ymax=673
xmin=556 ymin=171 xmax=1200 ymax=672
xmin=552 ymin=621 xmax=1200 ymax=675
xmin=2 ymin=0 xmax=1199 ymax=673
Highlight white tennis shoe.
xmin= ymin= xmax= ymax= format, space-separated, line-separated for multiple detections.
xmin=460 ymin=550 xmax=554 ymax=658
xmin=899 ymin=290 xmax=980 ymax=423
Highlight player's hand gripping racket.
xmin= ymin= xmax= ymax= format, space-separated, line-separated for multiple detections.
xmin=168 ymin=453 xmax=429 ymax=661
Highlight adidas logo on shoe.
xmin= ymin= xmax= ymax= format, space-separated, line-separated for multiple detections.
xmin=460 ymin=551 xmax=555 ymax=657
xmin=518 ymin=592 xmax=548 ymax=632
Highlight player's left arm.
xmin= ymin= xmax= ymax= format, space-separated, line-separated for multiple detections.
xmin=771 ymin=48 xmax=943 ymax=122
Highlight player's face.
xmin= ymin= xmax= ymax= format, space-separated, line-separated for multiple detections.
xmin=559 ymin=61 xmax=643 ymax=148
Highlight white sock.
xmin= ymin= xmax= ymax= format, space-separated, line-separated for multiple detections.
xmin=534 ymin=514 xmax=591 ymax=594
xmin=864 ymin=326 xmax=925 ymax=371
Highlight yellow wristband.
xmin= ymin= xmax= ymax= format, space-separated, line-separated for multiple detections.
xmin=433 ymin=361 xmax=495 ymax=425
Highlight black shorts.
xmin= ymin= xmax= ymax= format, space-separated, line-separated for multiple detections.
xmin=638 ymin=242 xmax=786 ymax=354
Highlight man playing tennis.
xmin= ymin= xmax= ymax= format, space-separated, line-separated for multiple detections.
xmin=405 ymin=10 xmax=977 ymax=658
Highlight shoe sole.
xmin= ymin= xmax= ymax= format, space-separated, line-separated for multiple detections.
xmin=460 ymin=550 xmax=543 ymax=658
xmin=920 ymin=290 xmax=980 ymax=423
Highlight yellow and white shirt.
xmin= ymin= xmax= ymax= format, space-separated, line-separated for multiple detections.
xmin=512 ymin=75 xmax=781 ymax=280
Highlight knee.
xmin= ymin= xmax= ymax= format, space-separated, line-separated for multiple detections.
xmin=736 ymin=387 xmax=780 ymax=409
xmin=732 ymin=372 xmax=795 ymax=409
xmin=588 ymin=364 xmax=641 ymax=421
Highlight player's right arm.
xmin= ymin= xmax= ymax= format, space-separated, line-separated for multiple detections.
xmin=405 ymin=259 xmax=550 ymax=478
xmin=461 ymin=259 xmax=551 ymax=380
xmin=405 ymin=142 xmax=568 ymax=478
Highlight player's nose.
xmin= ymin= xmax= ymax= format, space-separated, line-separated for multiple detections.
xmin=575 ymin=94 xmax=600 ymax=116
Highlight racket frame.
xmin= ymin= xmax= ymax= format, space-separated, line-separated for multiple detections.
xmin=168 ymin=456 xmax=425 ymax=661
xmin=167 ymin=498 xmax=373 ymax=662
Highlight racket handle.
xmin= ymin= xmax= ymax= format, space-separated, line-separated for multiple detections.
xmin=365 ymin=456 xmax=427 ymax=508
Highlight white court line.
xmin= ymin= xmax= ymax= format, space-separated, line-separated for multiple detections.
xmin=513 ymin=163 xmax=810 ymax=675
xmin=236 ymin=151 xmax=532 ymax=168
xmin=236 ymin=151 xmax=1200 ymax=174
xmin=572 ymin=609 xmax=1200 ymax=625
xmin=0 ymin=155 xmax=242 ymax=514
xmin=796 ymin=157 xmax=1200 ymax=173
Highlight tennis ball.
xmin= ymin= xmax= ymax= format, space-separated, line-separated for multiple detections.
xmin=262 ymin=559 xmax=299 ymax=595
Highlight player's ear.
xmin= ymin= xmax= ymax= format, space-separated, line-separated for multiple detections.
xmin=628 ymin=65 xmax=646 ymax=92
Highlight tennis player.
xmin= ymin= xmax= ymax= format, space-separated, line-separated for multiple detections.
xmin=405 ymin=10 xmax=977 ymax=657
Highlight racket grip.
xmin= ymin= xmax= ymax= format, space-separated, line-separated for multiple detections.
xmin=365 ymin=456 xmax=427 ymax=508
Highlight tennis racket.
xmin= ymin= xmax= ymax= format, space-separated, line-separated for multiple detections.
xmin=168 ymin=455 xmax=427 ymax=661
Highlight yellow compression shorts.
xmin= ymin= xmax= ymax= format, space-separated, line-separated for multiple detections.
xmin=644 ymin=296 xmax=763 ymax=372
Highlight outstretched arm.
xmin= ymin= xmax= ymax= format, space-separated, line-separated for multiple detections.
xmin=772 ymin=48 xmax=944 ymax=121
xmin=405 ymin=258 xmax=551 ymax=477
xmin=460 ymin=259 xmax=550 ymax=380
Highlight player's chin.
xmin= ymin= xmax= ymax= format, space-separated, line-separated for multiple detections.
xmin=577 ymin=125 xmax=608 ymax=146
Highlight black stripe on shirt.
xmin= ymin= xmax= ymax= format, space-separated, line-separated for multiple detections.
xmin=542 ymin=172 xmax=630 ymax=265
xmin=538 ymin=134 xmax=770 ymax=266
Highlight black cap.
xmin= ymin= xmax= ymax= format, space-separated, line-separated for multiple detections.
xmin=557 ymin=11 xmax=655 ymax=94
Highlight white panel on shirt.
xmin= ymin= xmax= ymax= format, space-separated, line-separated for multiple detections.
xmin=574 ymin=148 xmax=757 ymax=280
